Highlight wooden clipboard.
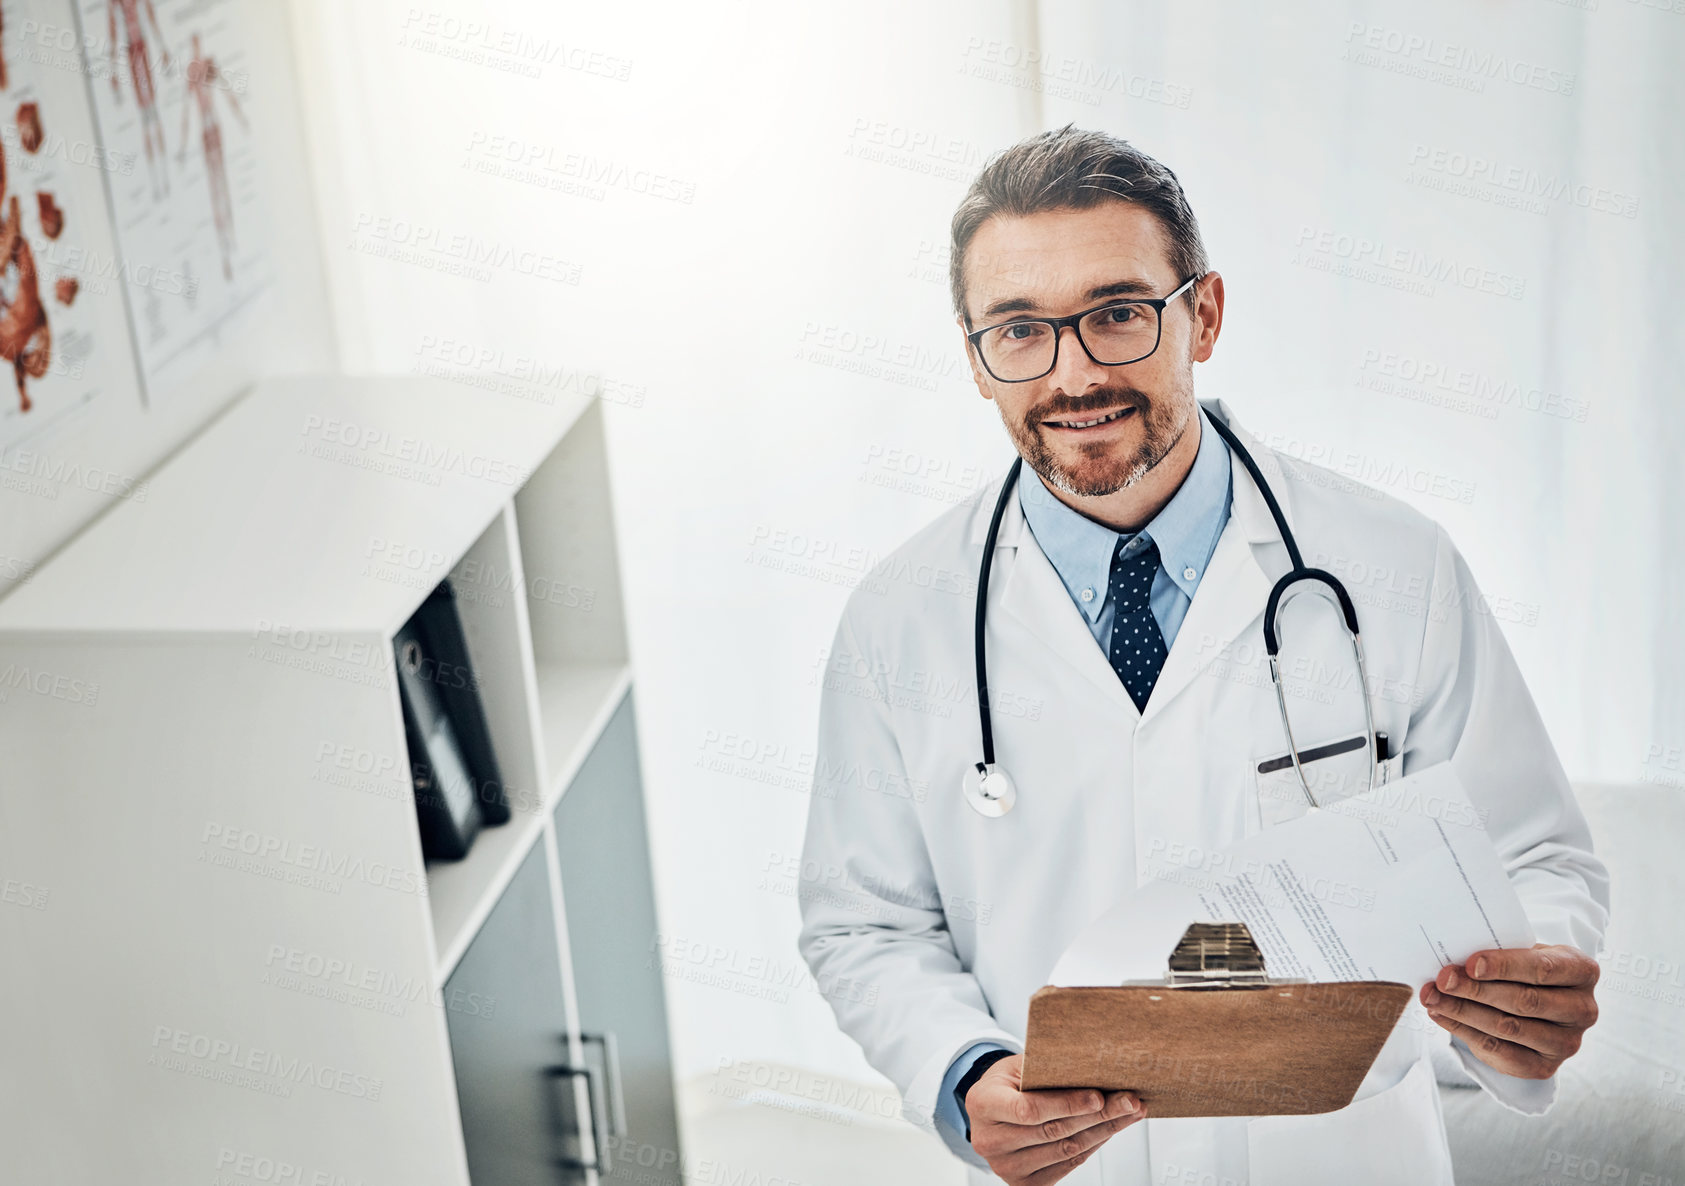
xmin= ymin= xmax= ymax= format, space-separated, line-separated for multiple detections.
xmin=1020 ymin=924 xmax=1412 ymax=1117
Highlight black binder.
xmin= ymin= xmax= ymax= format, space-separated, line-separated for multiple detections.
xmin=412 ymin=581 xmax=510 ymax=825
xmin=393 ymin=580 xmax=510 ymax=861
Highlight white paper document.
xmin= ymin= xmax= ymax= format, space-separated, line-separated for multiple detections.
xmin=1050 ymin=762 xmax=1535 ymax=988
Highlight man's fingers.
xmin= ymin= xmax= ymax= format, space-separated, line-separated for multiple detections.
xmin=984 ymin=1097 xmax=1148 ymax=1180
xmin=1023 ymin=1090 xmax=1139 ymax=1145
xmin=1425 ymin=1010 xmax=1561 ymax=1079
xmin=1422 ymin=987 xmax=1583 ymax=1059
xmin=998 ymin=1082 xmax=1107 ymax=1128
xmin=1428 ymin=968 xmax=1598 ymax=1027
xmin=1021 ymin=1088 xmax=1139 ymax=1144
xmin=973 ymin=1090 xmax=1139 ymax=1154
xmin=969 ymin=1056 xmax=1109 ymax=1130
xmin=1021 ymin=1147 xmax=1096 ymax=1186
xmin=1026 ymin=1102 xmax=1141 ymax=1166
xmin=1462 ymin=943 xmax=1600 ymax=988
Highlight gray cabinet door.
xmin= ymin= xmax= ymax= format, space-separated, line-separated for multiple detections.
xmin=553 ymin=690 xmax=683 ymax=1184
xmin=445 ymin=840 xmax=585 ymax=1185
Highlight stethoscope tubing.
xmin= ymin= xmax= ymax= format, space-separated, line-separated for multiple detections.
xmin=974 ymin=455 xmax=1022 ymax=772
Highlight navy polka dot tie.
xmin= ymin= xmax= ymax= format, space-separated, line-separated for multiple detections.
xmin=1109 ymin=535 xmax=1168 ymax=712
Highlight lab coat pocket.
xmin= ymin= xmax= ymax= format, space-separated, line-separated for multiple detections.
xmin=1252 ymin=734 xmax=1402 ymax=829
xmin=1246 ymin=1057 xmax=1452 ymax=1186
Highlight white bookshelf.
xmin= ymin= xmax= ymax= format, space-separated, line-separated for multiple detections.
xmin=0 ymin=374 xmax=672 ymax=1185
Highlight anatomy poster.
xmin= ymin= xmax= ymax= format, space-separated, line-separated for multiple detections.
xmin=75 ymin=0 xmax=271 ymax=403
xmin=0 ymin=0 xmax=142 ymax=452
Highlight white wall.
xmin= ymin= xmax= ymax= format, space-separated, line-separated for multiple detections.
xmin=289 ymin=0 xmax=1684 ymax=1098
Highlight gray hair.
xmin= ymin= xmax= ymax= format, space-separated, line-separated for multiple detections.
xmin=949 ymin=124 xmax=1209 ymax=325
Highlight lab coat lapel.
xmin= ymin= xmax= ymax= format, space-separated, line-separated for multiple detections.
xmin=1138 ymin=404 xmax=1293 ymax=725
xmin=979 ymin=475 xmax=1134 ymax=712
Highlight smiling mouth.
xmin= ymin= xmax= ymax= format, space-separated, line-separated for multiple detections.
xmin=1044 ymin=406 xmax=1136 ymax=430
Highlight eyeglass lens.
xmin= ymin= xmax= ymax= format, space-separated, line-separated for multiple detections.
xmin=976 ymin=303 xmax=1161 ymax=380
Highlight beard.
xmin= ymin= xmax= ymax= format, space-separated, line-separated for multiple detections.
xmin=1003 ymin=377 xmax=1196 ymax=498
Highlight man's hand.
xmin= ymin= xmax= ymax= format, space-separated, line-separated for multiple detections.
xmin=1420 ymin=942 xmax=1600 ymax=1079
xmin=964 ymin=1053 xmax=1146 ymax=1186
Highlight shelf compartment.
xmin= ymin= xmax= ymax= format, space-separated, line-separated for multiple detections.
xmin=535 ymin=660 xmax=634 ymax=805
xmin=428 ymin=665 xmax=629 ymax=983
xmin=511 ymin=400 xmax=633 ymax=799
xmin=427 ymin=401 xmax=635 ymax=982
xmin=424 ymin=505 xmax=546 ymax=981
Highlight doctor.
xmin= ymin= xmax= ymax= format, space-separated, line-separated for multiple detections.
xmin=795 ymin=126 xmax=1609 ymax=1186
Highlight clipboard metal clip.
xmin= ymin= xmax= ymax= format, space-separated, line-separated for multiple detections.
xmin=1125 ymin=922 xmax=1296 ymax=990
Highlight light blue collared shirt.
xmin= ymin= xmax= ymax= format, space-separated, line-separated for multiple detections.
xmin=1018 ymin=403 xmax=1234 ymax=656
xmin=934 ymin=405 xmax=1234 ymax=1164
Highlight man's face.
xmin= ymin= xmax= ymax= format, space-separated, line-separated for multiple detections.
xmin=959 ymin=202 xmax=1211 ymax=498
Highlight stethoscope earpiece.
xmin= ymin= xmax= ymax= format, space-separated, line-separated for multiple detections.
xmin=963 ymin=762 xmax=1016 ymax=817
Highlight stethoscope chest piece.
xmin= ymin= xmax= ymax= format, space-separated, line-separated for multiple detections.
xmin=963 ymin=762 xmax=1016 ymax=817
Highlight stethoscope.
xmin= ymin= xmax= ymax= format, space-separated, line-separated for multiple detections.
xmin=964 ymin=404 xmax=1378 ymax=818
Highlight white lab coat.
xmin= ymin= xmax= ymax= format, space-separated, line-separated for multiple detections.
xmin=796 ymin=399 xmax=1609 ymax=1186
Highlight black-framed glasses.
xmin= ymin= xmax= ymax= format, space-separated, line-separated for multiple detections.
xmin=965 ymin=273 xmax=1203 ymax=383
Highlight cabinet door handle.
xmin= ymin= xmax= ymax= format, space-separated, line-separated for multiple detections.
xmin=580 ymin=1031 xmax=627 ymax=1137
xmin=545 ymin=1059 xmax=611 ymax=1176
